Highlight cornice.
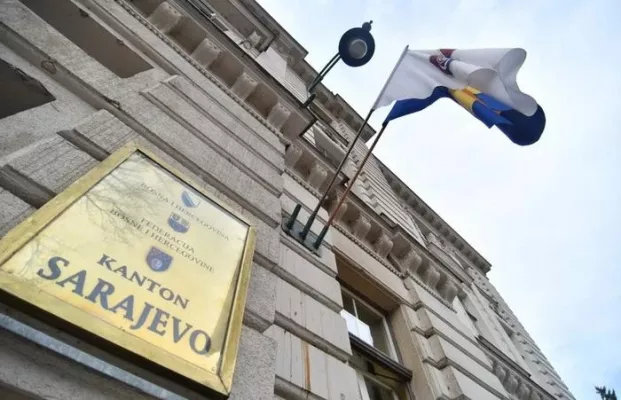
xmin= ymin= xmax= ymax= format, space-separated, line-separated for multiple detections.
xmin=377 ymin=158 xmax=492 ymax=275
xmin=283 ymin=163 xmax=458 ymax=310
xmin=478 ymin=336 xmax=556 ymax=400
xmin=115 ymin=0 xmax=309 ymax=140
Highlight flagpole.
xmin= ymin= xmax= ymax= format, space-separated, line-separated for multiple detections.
xmin=299 ymin=108 xmax=375 ymax=240
xmin=300 ymin=45 xmax=408 ymax=244
xmin=371 ymin=45 xmax=408 ymax=109
xmin=313 ymin=121 xmax=390 ymax=248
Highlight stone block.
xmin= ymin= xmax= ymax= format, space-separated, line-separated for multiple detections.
xmin=325 ymin=352 xmax=359 ymax=400
xmin=423 ymin=310 xmax=488 ymax=364
xmin=283 ymin=174 xmax=327 ymax=220
xmin=0 ymin=188 xmax=34 ymax=237
xmin=445 ymin=366 xmax=506 ymax=400
xmin=229 ymin=326 xmax=277 ymax=400
xmin=161 ymin=70 xmax=283 ymax=155
xmin=145 ymin=83 xmax=283 ymax=194
xmin=72 ymin=110 xmax=139 ymax=154
xmin=278 ymin=243 xmax=342 ymax=310
xmin=125 ymin=88 xmax=280 ymax=225
xmin=244 ymin=264 xmax=277 ymax=332
xmin=406 ymin=277 xmax=458 ymax=325
xmin=289 ymin=331 xmax=305 ymax=389
xmin=428 ymin=335 xmax=502 ymax=395
xmin=265 ymin=325 xmax=288 ymax=383
xmin=332 ymin=228 xmax=410 ymax=302
xmin=307 ymin=344 xmax=329 ymax=399
xmin=0 ymin=327 xmax=152 ymax=399
xmin=265 ymin=325 xmax=358 ymax=400
xmin=275 ymin=278 xmax=351 ymax=358
xmin=8 ymin=136 xmax=97 ymax=194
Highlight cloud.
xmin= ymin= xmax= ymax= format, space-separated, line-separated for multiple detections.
xmin=258 ymin=0 xmax=621 ymax=397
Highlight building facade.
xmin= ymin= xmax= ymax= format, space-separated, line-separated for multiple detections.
xmin=0 ymin=0 xmax=574 ymax=399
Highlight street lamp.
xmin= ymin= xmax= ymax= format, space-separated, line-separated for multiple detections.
xmin=302 ymin=21 xmax=375 ymax=107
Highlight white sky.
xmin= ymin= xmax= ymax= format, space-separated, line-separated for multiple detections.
xmin=258 ymin=0 xmax=621 ymax=398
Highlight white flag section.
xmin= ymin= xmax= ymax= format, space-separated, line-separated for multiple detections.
xmin=374 ymin=47 xmax=537 ymax=116
xmin=373 ymin=47 xmax=545 ymax=146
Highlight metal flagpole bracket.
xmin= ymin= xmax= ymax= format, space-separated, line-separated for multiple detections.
xmin=285 ymin=22 xmax=376 ymax=255
xmin=281 ymin=205 xmax=322 ymax=255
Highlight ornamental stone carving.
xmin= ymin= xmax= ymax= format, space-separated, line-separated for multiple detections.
xmin=352 ymin=215 xmax=371 ymax=239
xmin=284 ymin=145 xmax=302 ymax=168
xmin=438 ymin=279 xmax=458 ymax=302
xmin=148 ymin=2 xmax=183 ymax=34
xmin=375 ymin=233 xmax=394 ymax=258
xmin=493 ymin=362 xmax=508 ymax=382
xmin=517 ymin=381 xmax=531 ymax=400
xmin=329 ymin=200 xmax=348 ymax=221
xmin=267 ymin=102 xmax=291 ymax=130
xmin=421 ymin=265 xmax=441 ymax=287
xmin=530 ymin=391 xmax=542 ymax=400
xmin=504 ymin=375 xmax=519 ymax=394
xmin=191 ymin=37 xmax=222 ymax=67
xmin=403 ymin=249 xmax=423 ymax=275
xmin=308 ymin=163 xmax=328 ymax=190
xmin=231 ymin=72 xmax=259 ymax=100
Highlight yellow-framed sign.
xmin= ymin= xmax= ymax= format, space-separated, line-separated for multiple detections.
xmin=0 ymin=143 xmax=255 ymax=396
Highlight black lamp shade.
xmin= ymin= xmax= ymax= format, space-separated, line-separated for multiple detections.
xmin=338 ymin=27 xmax=375 ymax=67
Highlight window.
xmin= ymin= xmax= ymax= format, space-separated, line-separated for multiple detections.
xmin=0 ymin=58 xmax=55 ymax=119
xmin=351 ymin=346 xmax=410 ymax=400
xmin=20 ymin=0 xmax=152 ymax=78
xmin=360 ymin=374 xmax=399 ymax=400
xmin=341 ymin=289 xmax=398 ymax=360
xmin=337 ymin=258 xmax=413 ymax=399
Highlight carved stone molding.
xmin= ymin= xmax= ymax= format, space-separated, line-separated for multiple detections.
xmin=375 ymin=233 xmax=394 ymax=258
xmin=329 ymin=200 xmax=349 ymax=221
xmin=231 ymin=71 xmax=258 ymax=100
xmin=114 ymin=0 xmax=287 ymax=142
xmin=504 ymin=374 xmax=518 ymax=394
xmin=352 ymin=215 xmax=371 ymax=239
xmin=421 ymin=265 xmax=441 ymax=288
xmin=307 ymin=162 xmax=327 ymax=190
xmin=190 ymin=36 xmax=222 ymax=67
xmin=493 ymin=362 xmax=508 ymax=382
xmin=488 ymin=356 xmax=553 ymax=400
xmin=284 ymin=145 xmax=302 ymax=168
xmin=517 ymin=381 xmax=531 ymax=399
xmin=402 ymin=249 xmax=423 ymax=275
xmin=147 ymin=2 xmax=182 ymax=34
xmin=437 ymin=278 xmax=458 ymax=303
xmin=267 ymin=102 xmax=291 ymax=130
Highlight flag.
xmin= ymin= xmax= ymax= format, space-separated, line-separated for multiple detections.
xmin=374 ymin=47 xmax=545 ymax=146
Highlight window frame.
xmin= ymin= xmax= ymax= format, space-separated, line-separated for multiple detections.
xmin=356 ymin=370 xmax=401 ymax=400
xmin=341 ymin=287 xmax=399 ymax=361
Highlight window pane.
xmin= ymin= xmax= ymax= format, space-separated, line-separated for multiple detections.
xmin=365 ymin=378 xmax=395 ymax=400
xmin=356 ymin=300 xmax=393 ymax=357
xmin=340 ymin=309 xmax=360 ymax=337
xmin=342 ymin=291 xmax=356 ymax=315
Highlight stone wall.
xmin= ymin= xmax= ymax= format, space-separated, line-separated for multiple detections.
xmin=0 ymin=0 xmax=285 ymax=398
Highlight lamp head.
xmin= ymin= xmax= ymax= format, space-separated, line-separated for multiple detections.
xmin=339 ymin=21 xmax=375 ymax=67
